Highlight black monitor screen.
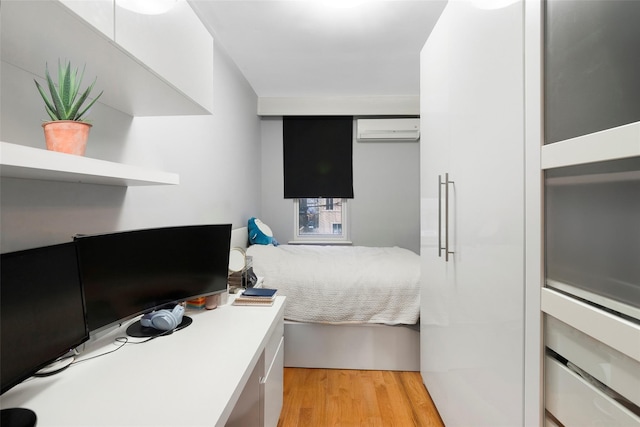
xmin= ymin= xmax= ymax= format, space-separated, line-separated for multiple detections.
xmin=1 ymin=242 xmax=89 ymax=394
xmin=75 ymin=224 xmax=231 ymax=333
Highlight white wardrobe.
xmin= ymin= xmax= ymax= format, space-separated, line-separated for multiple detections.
xmin=419 ymin=1 xmax=542 ymax=426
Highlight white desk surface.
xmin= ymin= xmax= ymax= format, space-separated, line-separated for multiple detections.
xmin=0 ymin=297 xmax=285 ymax=427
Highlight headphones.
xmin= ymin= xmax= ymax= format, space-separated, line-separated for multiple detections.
xmin=140 ymin=305 xmax=185 ymax=331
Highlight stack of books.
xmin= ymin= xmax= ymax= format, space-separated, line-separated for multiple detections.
xmin=232 ymin=287 xmax=277 ymax=306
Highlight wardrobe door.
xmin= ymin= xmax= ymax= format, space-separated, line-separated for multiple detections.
xmin=419 ymin=0 xmax=451 ymax=382
xmin=420 ymin=2 xmax=525 ymax=426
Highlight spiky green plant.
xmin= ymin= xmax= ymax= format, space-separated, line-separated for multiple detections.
xmin=34 ymin=60 xmax=103 ymax=122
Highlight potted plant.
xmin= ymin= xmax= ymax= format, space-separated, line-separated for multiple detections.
xmin=34 ymin=60 xmax=103 ymax=156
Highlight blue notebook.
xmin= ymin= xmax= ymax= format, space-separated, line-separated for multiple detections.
xmin=241 ymin=288 xmax=277 ymax=298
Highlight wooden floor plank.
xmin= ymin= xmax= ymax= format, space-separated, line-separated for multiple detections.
xmin=278 ymin=368 xmax=444 ymax=427
xmin=400 ymin=372 xmax=444 ymax=427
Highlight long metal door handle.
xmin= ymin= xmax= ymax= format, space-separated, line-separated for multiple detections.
xmin=439 ymin=174 xmax=455 ymax=262
xmin=444 ymin=173 xmax=454 ymax=262
xmin=438 ymin=174 xmax=443 ymax=258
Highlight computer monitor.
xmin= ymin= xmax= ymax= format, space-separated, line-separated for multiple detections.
xmin=75 ymin=224 xmax=232 ymax=334
xmin=1 ymin=242 xmax=89 ymax=395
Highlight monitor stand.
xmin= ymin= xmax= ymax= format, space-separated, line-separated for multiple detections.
xmin=34 ymin=353 xmax=75 ymax=377
xmin=126 ymin=315 xmax=193 ymax=338
xmin=1 ymin=408 xmax=37 ymax=427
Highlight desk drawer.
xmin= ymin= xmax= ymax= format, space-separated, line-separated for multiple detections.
xmin=262 ymin=336 xmax=284 ymax=427
xmin=545 ymin=355 xmax=640 ymax=426
xmin=546 ymin=315 xmax=640 ymax=408
xmin=265 ymin=316 xmax=284 ymax=366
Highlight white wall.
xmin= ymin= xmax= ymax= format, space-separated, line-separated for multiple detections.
xmin=259 ymin=117 xmax=420 ymax=253
xmin=1 ymin=9 xmax=420 ymax=254
xmin=0 ymin=41 xmax=261 ymax=252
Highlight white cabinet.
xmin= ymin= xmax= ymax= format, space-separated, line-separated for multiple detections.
xmin=115 ymin=0 xmax=214 ymax=113
xmin=541 ymin=3 xmax=640 ymax=424
xmin=1 ymin=0 xmax=212 ymax=117
xmin=59 ymin=0 xmax=115 ymax=39
xmin=227 ymin=308 xmax=284 ymax=427
xmin=419 ymin=1 xmax=529 ymax=425
xmin=226 ymin=353 xmax=264 ymax=427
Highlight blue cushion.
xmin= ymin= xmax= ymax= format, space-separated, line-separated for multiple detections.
xmin=248 ymin=217 xmax=278 ymax=246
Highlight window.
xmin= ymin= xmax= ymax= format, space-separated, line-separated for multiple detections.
xmin=283 ymin=116 xmax=353 ymax=243
xmin=293 ymin=198 xmax=348 ymax=242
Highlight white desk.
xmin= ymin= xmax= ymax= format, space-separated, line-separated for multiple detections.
xmin=0 ymin=297 xmax=285 ymax=427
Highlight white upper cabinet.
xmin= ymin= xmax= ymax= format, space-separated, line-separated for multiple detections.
xmin=2 ymin=0 xmax=213 ymax=117
xmin=59 ymin=0 xmax=115 ymax=39
xmin=115 ymin=0 xmax=214 ymax=114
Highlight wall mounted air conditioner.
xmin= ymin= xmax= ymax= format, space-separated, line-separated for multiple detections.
xmin=356 ymin=118 xmax=420 ymax=141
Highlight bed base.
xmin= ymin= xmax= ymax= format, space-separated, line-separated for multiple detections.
xmin=283 ymin=321 xmax=420 ymax=371
xmin=232 ymin=227 xmax=420 ymax=371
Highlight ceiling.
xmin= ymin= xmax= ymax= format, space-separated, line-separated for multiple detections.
xmin=190 ymin=1 xmax=447 ymax=98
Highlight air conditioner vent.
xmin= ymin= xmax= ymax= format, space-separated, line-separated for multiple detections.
xmin=357 ymin=118 xmax=420 ymax=141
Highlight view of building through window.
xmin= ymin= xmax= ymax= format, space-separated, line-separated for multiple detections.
xmin=297 ymin=198 xmax=344 ymax=237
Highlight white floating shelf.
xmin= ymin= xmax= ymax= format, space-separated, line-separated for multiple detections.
xmin=1 ymin=142 xmax=179 ymax=187
xmin=541 ymin=121 xmax=640 ymax=169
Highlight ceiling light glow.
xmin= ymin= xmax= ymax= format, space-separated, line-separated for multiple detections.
xmin=471 ymin=0 xmax=520 ymax=10
xmin=117 ymin=0 xmax=178 ymax=15
xmin=320 ymin=0 xmax=368 ymax=9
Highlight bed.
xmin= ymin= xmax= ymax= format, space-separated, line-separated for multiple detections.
xmin=237 ymin=224 xmax=420 ymax=371
xmin=245 ymin=244 xmax=420 ymax=325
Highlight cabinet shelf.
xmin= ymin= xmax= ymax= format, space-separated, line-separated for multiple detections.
xmin=541 ymin=121 xmax=640 ymax=169
xmin=541 ymin=288 xmax=640 ymax=363
xmin=1 ymin=142 xmax=179 ymax=187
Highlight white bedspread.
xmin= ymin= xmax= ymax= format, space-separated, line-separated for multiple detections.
xmin=245 ymin=244 xmax=420 ymax=325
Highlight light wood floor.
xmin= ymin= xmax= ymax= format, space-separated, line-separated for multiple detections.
xmin=277 ymin=368 xmax=445 ymax=427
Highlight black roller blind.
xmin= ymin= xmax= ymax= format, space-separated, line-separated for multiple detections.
xmin=283 ymin=116 xmax=354 ymax=199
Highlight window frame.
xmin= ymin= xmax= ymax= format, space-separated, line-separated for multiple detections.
xmin=291 ymin=198 xmax=350 ymax=244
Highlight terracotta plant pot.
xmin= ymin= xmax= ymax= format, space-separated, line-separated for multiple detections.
xmin=42 ymin=121 xmax=92 ymax=156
